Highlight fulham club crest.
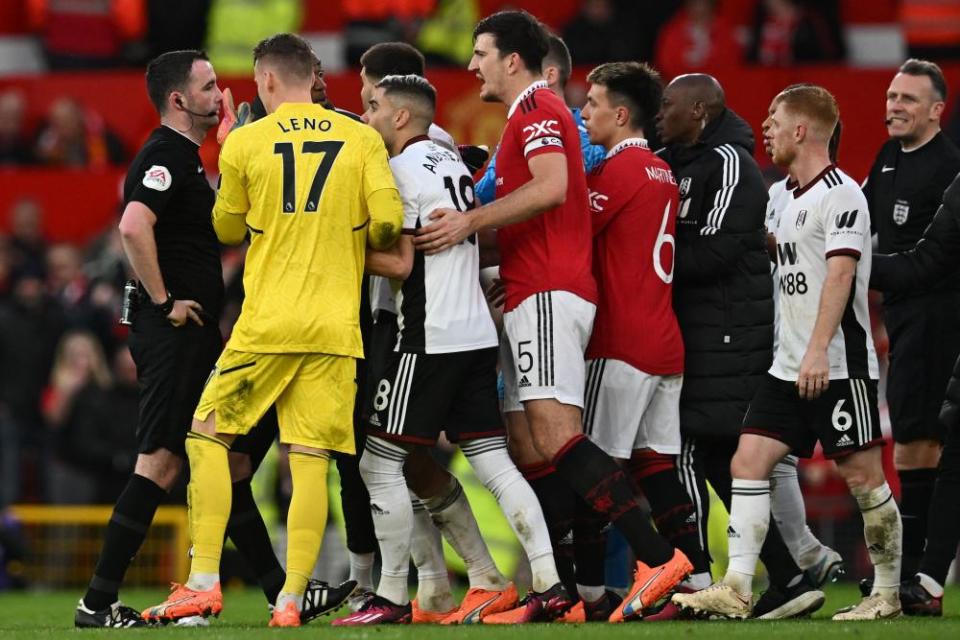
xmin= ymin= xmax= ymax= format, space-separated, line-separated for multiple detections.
xmin=679 ymin=177 xmax=692 ymax=198
xmin=796 ymin=209 xmax=808 ymax=229
xmin=893 ymin=199 xmax=910 ymax=226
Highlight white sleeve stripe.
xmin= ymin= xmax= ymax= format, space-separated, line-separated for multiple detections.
xmin=708 ymin=145 xmax=731 ymax=229
xmin=707 ymin=144 xmax=740 ymax=230
xmin=708 ymin=145 xmax=740 ymax=229
xmin=723 ymin=144 xmax=740 ymax=226
xmin=714 ymin=144 xmax=739 ymax=228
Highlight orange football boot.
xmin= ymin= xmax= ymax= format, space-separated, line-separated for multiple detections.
xmin=142 ymin=582 xmax=223 ymax=623
xmin=441 ymin=583 xmax=519 ymax=624
xmin=609 ymin=549 xmax=692 ymax=623
xmin=411 ymin=599 xmax=457 ymax=624
xmin=269 ymin=601 xmax=301 ymax=627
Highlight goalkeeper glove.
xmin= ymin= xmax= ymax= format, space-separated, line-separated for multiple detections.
xmin=216 ymin=87 xmax=251 ymax=146
xmin=458 ymin=144 xmax=490 ymax=174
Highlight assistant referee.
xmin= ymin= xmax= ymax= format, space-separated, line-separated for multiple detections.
xmin=864 ymin=59 xmax=960 ymax=582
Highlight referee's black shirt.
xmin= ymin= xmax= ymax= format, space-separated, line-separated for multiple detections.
xmin=865 ymin=131 xmax=960 ymax=303
xmin=123 ymin=126 xmax=224 ymax=317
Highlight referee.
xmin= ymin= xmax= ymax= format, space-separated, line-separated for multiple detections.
xmin=75 ymin=50 xmax=254 ymax=628
xmin=864 ymin=59 xmax=960 ymax=584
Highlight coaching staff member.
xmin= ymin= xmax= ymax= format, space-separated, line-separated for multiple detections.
xmin=75 ymin=50 xmax=224 ymax=627
xmin=863 ymin=59 xmax=960 ymax=581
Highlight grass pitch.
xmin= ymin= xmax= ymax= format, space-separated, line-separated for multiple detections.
xmin=0 ymin=584 xmax=957 ymax=638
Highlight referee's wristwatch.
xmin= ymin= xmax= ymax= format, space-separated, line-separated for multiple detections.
xmin=153 ymin=292 xmax=175 ymax=316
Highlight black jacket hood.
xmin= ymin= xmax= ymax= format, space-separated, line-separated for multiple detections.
xmin=666 ymin=108 xmax=756 ymax=169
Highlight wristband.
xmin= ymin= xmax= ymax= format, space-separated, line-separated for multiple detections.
xmin=154 ymin=292 xmax=174 ymax=316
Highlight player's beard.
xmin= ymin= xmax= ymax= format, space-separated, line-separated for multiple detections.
xmin=477 ymin=74 xmax=500 ymax=103
xmin=479 ymin=82 xmax=499 ymax=103
xmin=772 ymin=143 xmax=795 ymax=168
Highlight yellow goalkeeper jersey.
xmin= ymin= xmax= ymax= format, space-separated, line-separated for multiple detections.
xmin=214 ymin=102 xmax=401 ymax=356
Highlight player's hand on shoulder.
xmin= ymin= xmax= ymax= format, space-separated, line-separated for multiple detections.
xmin=797 ymin=348 xmax=829 ymax=400
xmin=216 ymin=88 xmax=252 ymax=146
xmin=414 ymin=207 xmax=473 ymax=255
xmin=167 ymin=299 xmax=205 ymax=327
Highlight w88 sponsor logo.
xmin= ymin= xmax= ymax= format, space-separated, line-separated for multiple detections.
xmin=779 ymin=271 xmax=808 ymax=295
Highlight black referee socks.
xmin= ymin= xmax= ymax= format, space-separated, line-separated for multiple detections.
xmin=898 ymin=467 xmax=936 ymax=578
xmin=84 ymin=474 xmax=166 ymax=611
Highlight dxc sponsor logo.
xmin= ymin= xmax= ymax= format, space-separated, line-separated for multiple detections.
xmin=522 ymin=119 xmax=560 ymax=144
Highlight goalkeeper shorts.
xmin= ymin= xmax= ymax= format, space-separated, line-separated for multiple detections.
xmin=195 ymin=349 xmax=357 ymax=454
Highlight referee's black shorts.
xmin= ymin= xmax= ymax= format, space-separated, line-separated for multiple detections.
xmin=885 ymin=293 xmax=960 ymax=445
xmin=128 ymin=305 xmax=222 ymax=457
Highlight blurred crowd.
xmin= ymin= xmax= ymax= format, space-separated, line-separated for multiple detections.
xmin=0 ymin=0 xmax=901 ymax=171
xmin=564 ymin=0 xmax=846 ymax=78
xmin=0 ymin=91 xmax=126 ymax=168
xmin=0 ymin=195 xmax=250 ymax=508
xmin=0 ymin=196 xmax=133 ymax=507
xmin=24 ymin=0 xmax=960 ymax=74
xmin=19 ymin=0 xmax=960 ymax=73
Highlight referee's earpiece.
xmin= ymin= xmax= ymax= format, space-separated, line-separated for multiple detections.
xmin=174 ymin=94 xmax=219 ymax=119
